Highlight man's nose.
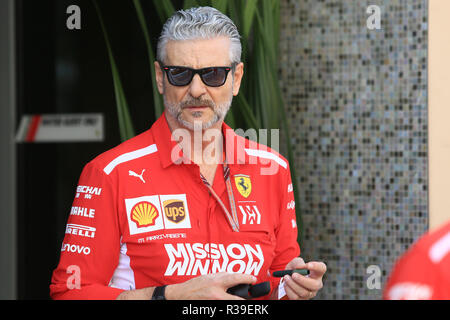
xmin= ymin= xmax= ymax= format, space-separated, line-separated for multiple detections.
xmin=188 ymin=74 xmax=207 ymax=98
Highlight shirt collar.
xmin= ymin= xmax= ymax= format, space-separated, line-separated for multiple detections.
xmin=151 ymin=112 xmax=247 ymax=169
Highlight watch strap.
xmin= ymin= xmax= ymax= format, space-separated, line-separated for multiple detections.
xmin=151 ymin=285 xmax=167 ymax=300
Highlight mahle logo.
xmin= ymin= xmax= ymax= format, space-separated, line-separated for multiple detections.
xmin=163 ymin=199 xmax=186 ymax=223
xmin=131 ymin=201 xmax=159 ymax=228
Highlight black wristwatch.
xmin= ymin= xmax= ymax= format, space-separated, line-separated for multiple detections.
xmin=151 ymin=285 xmax=167 ymax=300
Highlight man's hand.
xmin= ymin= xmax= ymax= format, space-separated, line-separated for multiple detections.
xmin=117 ymin=272 xmax=257 ymax=300
xmin=165 ymin=272 xmax=257 ymax=300
xmin=279 ymin=257 xmax=326 ymax=300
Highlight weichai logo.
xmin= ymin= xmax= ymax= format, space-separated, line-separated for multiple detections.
xmin=131 ymin=201 xmax=159 ymax=228
xmin=164 ymin=243 xmax=264 ymax=276
xmin=75 ymin=185 xmax=102 ymax=199
xmin=163 ymin=200 xmax=185 ymax=223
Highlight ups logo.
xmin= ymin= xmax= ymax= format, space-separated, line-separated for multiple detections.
xmin=163 ymin=199 xmax=186 ymax=223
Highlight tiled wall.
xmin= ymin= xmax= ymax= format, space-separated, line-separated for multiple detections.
xmin=279 ymin=0 xmax=428 ymax=299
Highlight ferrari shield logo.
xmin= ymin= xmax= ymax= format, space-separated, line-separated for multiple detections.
xmin=234 ymin=174 xmax=252 ymax=198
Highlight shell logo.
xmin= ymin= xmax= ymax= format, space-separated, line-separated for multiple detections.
xmin=130 ymin=201 xmax=159 ymax=228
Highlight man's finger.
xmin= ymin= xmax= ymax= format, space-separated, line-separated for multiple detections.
xmin=290 ymin=272 xmax=323 ymax=292
xmin=306 ymin=261 xmax=327 ymax=279
xmin=221 ymin=273 xmax=257 ymax=289
xmin=284 ymin=275 xmax=311 ymax=299
xmin=284 ymin=278 xmax=312 ymax=300
xmin=286 ymin=257 xmax=306 ymax=270
xmin=284 ymin=283 xmax=300 ymax=300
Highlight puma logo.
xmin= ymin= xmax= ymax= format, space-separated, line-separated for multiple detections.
xmin=129 ymin=169 xmax=146 ymax=184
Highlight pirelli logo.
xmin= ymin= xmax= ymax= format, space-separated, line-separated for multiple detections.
xmin=65 ymin=224 xmax=96 ymax=238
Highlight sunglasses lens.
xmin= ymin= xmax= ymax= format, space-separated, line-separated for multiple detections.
xmin=168 ymin=67 xmax=193 ymax=86
xmin=201 ymin=67 xmax=228 ymax=87
xmin=164 ymin=66 xmax=230 ymax=87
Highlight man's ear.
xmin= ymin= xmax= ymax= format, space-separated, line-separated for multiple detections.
xmin=154 ymin=61 xmax=164 ymax=94
xmin=232 ymin=62 xmax=244 ymax=96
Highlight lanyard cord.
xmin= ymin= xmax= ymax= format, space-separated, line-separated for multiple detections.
xmin=199 ymin=161 xmax=240 ymax=232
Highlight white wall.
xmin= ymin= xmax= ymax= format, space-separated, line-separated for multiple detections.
xmin=428 ymin=0 xmax=450 ymax=230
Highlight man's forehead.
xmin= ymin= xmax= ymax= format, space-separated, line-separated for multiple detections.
xmin=165 ymin=37 xmax=231 ymax=67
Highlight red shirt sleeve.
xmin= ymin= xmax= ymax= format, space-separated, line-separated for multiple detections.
xmin=268 ymin=163 xmax=301 ymax=297
xmin=50 ymin=161 xmax=124 ymax=299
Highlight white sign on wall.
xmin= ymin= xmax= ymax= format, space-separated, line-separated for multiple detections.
xmin=16 ymin=113 xmax=104 ymax=143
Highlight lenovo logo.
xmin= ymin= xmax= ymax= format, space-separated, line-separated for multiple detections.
xmin=61 ymin=243 xmax=91 ymax=255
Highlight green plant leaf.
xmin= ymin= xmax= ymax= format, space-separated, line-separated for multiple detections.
xmin=242 ymin=0 xmax=257 ymax=39
xmin=183 ymin=0 xmax=199 ymax=10
xmin=93 ymin=0 xmax=135 ymax=142
xmin=224 ymin=108 xmax=236 ymax=129
xmin=210 ymin=0 xmax=228 ymax=13
xmin=236 ymin=94 xmax=259 ymax=131
xmin=152 ymin=0 xmax=175 ymax=22
xmin=133 ymin=0 xmax=164 ymax=119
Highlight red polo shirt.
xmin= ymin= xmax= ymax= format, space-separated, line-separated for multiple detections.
xmin=384 ymin=221 xmax=450 ymax=300
xmin=50 ymin=113 xmax=300 ymax=299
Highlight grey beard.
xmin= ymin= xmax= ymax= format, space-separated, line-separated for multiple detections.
xmin=164 ymin=96 xmax=232 ymax=130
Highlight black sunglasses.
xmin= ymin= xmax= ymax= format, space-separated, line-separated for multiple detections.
xmin=160 ymin=65 xmax=233 ymax=87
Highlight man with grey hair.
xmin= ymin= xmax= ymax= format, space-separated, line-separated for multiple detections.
xmin=50 ymin=6 xmax=326 ymax=300
xmin=157 ymin=6 xmax=242 ymax=132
